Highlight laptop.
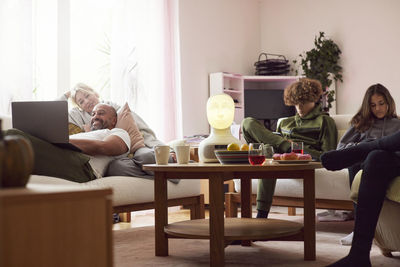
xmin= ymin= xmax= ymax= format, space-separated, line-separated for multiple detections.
xmin=11 ymin=101 xmax=81 ymax=152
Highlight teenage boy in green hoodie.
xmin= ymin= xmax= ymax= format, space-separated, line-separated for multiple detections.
xmin=241 ymin=78 xmax=338 ymax=218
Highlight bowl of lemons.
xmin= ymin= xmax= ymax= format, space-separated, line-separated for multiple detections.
xmin=214 ymin=143 xmax=250 ymax=164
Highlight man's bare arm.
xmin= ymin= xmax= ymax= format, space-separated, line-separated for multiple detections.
xmin=70 ymin=135 xmax=128 ymax=156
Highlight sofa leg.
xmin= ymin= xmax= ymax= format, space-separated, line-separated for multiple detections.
xmin=225 ymin=193 xmax=238 ymax=218
xmin=288 ymin=207 xmax=296 ymax=216
xmin=190 ymin=195 xmax=205 ymax=220
xmin=382 ymin=251 xmax=393 ymax=258
xmin=119 ymin=212 xmax=131 ymax=222
xmin=377 ymin=246 xmax=393 ymax=257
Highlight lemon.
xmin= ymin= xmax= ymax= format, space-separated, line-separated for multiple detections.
xmin=240 ymin=144 xmax=249 ymax=151
xmin=227 ymin=143 xmax=240 ymax=151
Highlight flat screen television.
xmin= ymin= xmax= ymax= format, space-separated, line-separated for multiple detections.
xmin=244 ymin=89 xmax=296 ymax=120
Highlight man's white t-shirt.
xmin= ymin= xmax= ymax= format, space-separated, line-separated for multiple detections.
xmin=70 ymin=128 xmax=130 ymax=178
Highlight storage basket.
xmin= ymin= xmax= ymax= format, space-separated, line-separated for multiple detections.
xmin=254 ymin=53 xmax=290 ymax=76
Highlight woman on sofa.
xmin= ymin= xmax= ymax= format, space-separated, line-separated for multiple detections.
xmin=60 ymin=83 xmax=163 ymax=148
xmin=60 ymin=83 xmax=177 ymax=180
xmin=336 ymin=84 xmax=400 ymax=246
xmin=241 ymin=78 xmax=338 ymax=218
xmin=321 ymin=126 xmax=400 ymax=266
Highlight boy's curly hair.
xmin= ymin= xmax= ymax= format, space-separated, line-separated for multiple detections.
xmin=283 ymin=78 xmax=323 ymax=106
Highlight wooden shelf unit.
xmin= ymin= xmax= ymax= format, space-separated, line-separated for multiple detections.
xmin=209 ymin=72 xmax=301 ymax=125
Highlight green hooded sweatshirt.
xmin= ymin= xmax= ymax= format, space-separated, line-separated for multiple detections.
xmin=277 ymin=104 xmax=338 ymax=160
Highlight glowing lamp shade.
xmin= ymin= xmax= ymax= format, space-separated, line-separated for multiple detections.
xmin=206 ymin=94 xmax=235 ymax=129
xmin=199 ymin=94 xmax=240 ymax=163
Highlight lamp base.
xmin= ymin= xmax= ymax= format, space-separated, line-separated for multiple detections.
xmin=198 ymin=129 xmax=240 ymax=163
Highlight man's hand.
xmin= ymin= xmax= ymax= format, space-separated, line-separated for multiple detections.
xmin=70 ymin=135 xmax=128 ymax=156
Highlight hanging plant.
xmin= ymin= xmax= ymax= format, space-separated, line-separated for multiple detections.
xmin=293 ymin=32 xmax=343 ymax=111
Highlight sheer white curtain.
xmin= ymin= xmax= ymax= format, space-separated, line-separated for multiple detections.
xmin=0 ymin=0 xmax=180 ymax=143
xmin=0 ymin=0 xmax=33 ymax=115
xmin=109 ymin=0 xmax=179 ymax=142
xmin=0 ymin=0 xmax=59 ymax=114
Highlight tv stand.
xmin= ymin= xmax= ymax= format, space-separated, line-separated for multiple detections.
xmin=209 ymin=72 xmax=301 ymax=124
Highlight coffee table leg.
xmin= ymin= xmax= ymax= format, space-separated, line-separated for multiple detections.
xmin=209 ymin=174 xmax=225 ymax=267
xmin=154 ymin=171 xmax=168 ymax=256
xmin=240 ymin=178 xmax=252 ymax=246
xmin=303 ymin=170 xmax=316 ymax=260
xmin=240 ymin=178 xmax=252 ymax=218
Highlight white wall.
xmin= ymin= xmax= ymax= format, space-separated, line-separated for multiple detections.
xmin=178 ymin=0 xmax=260 ymax=137
xmin=259 ymin=0 xmax=400 ymax=115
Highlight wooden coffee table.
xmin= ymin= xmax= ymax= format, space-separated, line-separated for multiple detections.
xmin=143 ymin=162 xmax=322 ymax=267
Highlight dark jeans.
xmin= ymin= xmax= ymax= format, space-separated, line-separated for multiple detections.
xmin=352 ymin=150 xmax=400 ymax=252
xmin=4 ymin=129 xmax=95 ymax=183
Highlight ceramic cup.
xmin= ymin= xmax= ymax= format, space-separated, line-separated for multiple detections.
xmin=175 ymin=145 xmax=190 ymax=164
xmin=154 ymin=145 xmax=170 ymax=165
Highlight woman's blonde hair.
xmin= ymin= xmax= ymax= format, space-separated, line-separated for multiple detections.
xmin=70 ymin=83 xmax=99 ymax=107
xmin=283 ymin=78 xmax=323 ymax=106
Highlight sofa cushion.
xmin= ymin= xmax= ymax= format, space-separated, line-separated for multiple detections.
xmin=116 ymin=103 xmax=145 ymax=153
xmin=333 ymin=114 xmax=352 ymax=141
xmin=28 ymin=175 xmax=201 ymax=207
xmin=68 ymin=123 xmax=84 ymax=135
xmin=350 ymin=170 xmax=400 ymax=204
xmin=233 ymin=168 xmax=351 ymax=201
xmin=0 ymin=114 xmax=12 ymax=130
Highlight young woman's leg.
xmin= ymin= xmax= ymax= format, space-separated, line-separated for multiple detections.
xmin=321 ymin=130 xmax=400 ymax=171
xmin=327 ymin=150 xmax=400 ymax=267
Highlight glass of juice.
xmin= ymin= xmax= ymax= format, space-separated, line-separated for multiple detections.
xmin=291 ymin=141 xmax=304 ymax=154
xmin=248 ymin=143 xmax=266 ymax=165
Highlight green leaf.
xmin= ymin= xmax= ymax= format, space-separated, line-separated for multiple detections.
xmin=294 ymin=31 xmax=342 ymax=111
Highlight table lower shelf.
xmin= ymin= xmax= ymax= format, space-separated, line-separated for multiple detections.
xmin=165 ymin=218 xmax=303 ymax=241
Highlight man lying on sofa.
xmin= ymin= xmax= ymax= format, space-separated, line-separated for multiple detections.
xmin=4 ymin=103 xmax=130 ymax=183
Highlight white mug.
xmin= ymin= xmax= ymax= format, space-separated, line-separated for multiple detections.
xmin=175 ymin=145 xmax=190 ymax=164
xmin=154 ymin=145 xmax=170 ymax=165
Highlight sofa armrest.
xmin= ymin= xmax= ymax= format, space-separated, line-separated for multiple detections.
xmin=0 ymin=114 xmax=12 ymax=130
xmin=350 ymin=170 xmax=400 ymax=204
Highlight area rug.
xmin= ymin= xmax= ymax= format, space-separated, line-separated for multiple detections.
xmin=113 ymin=217 xmax=399 ymax=266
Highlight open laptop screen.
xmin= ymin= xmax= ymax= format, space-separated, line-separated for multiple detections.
xmin=11 ymin=101 xmax=69 ymax=143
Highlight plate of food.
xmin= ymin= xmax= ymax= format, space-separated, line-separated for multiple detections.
xmin=274 ymin=159 xmax=313 ymax=164
xmin=272 ymin=152 xmax=313 ymax=164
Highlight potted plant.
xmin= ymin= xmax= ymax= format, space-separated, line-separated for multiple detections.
xmin=293 ymin=32 xmax=343 ymax=112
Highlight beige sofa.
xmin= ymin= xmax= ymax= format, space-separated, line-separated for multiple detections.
xmin=225 ymin=114 xmax=354 ymax=217
xmin=0 ymin=114 xmax=205 ymax=221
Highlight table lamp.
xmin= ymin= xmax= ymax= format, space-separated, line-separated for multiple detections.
xmin=198 ymin=94 xmax=241 ymax=163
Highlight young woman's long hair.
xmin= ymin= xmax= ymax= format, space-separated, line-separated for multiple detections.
xmin=351 ymin=83 xmax=397 ymax=132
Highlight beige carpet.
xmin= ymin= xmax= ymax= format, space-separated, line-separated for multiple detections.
xmin=113 ymin=213 xmax=399 ymax=266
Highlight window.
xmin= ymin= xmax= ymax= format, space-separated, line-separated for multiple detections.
xmin=0 ymin=0 xmax=180 ymax=142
